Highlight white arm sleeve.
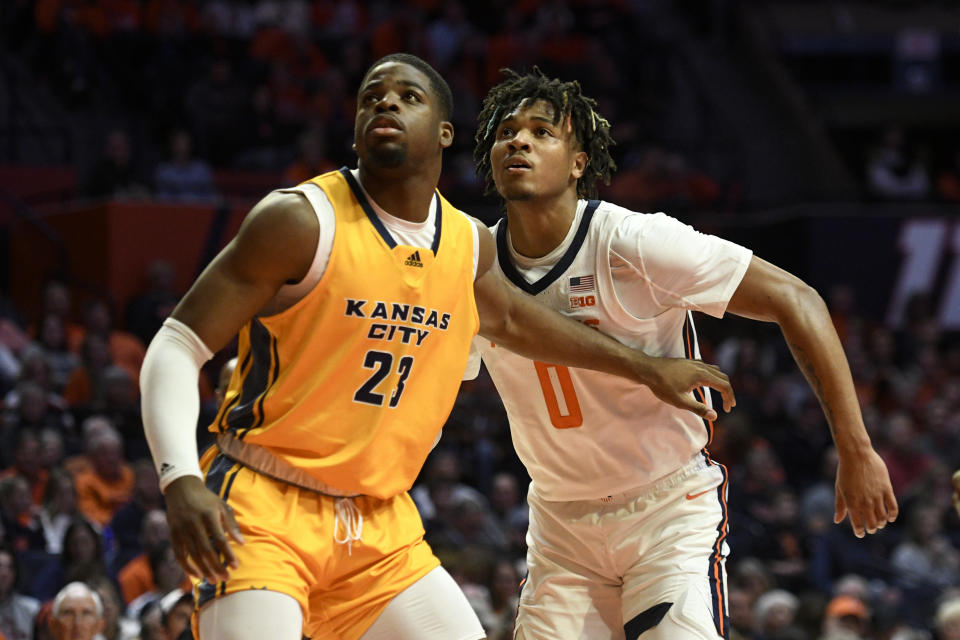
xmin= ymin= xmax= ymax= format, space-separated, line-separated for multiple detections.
xmin=140 ymin=317 xmax=214 ymax=492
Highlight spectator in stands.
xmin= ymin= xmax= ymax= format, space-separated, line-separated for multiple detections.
xmin=136 ymin=600 xmax=162 ymax=640
xmin=82 ymin=130 xmax=150 ymax=200
xmin=753 ymin=589 xmax=800 ymax=639
xmin=891 ymin=502 xmax=960 ymax=591
xmin=49 ymin=582 xmax=103 ymax=640
xmin=879 ymin=413 xmax=935 ymax=500
xmin=94 ymin=367 xmax=145 ymax=461
xmin=158 ymin=589 xmax=192 ymax=640
xmin=109 ymin=461 xmax=163 ymax=574
xmin=487 ymin=472 xmax=527 ymax=556
xmin=71 ymin=426 xmax=133 ymax=529
xmin=444 ymin=493 xmax=507 ymax=553
xmin=425 ymin=1 xmax=472 ymax=68
xmin=235 ymin=85 xmax=285 ymax=170
xmin=0 ymin=380 xmax=74 ymax=469
xmin=606 ymin=145 xmax=720 ymax=210
xmin=86 ymin=576 xmax=137 ymax=640
xmin=411 ymin=448 xmax=486 ymax=524
xmin=866 ymin=126 xmax=931 ymax=200
xmin=125 ymin=541 xmax=186 ymax=620
xmin=22 ymin=315 xmax=78 ymax=393
xmin=36 ymin=429 xmax=65 ymax=476
xmin=153 ymin=129 xmax=217 ymax=203
xmin=124 ymin=261 xmax=179 ymax=347
xmin=0 ymin=544 xmax=41 ymax=640
xmin=185 ymin=58 xmax=248 ymax=165
xmin=62 ymin=334 xmax=113 ymax=410
xmin=0 ymin=476 xmax=43 ymax=552
xmin=728 ymin=586 xmax=754 ymax=640
xmin=117 ymin=509 xmax=184 ymax=606
xmin=1 ymin=430 xmax=45 ymax=502
xmin=482 ymin=559 xmax=519 ymax=640
xmin=937 ymin=597 xmax=960 ymax=640
xmin=822 ymin=595 xmax=870 ymax=639
xmin=29 ymin=517 xmax=106 ymax=601
xmin=69 ymin=299 xmax=145 ymax=389
xmin=37 ymin=469 xmax=77 ymax=555
xmin=281 ymin=127 xmax=336 ymax=186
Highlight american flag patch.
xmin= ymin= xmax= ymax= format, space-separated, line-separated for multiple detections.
xmin=569 ymin=275 xmax=595 ymax=292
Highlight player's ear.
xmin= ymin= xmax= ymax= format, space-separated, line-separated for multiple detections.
xmin=439 ymin=121 xmax=454 ymax=150
xmin=571 ymin=150 xmax=587 ymax=180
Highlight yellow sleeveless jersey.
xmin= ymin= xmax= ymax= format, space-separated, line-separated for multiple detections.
xmin=211 ymin=168 xmax=479 ymax=498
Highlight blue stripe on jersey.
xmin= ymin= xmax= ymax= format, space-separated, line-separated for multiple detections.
xmin=496 ymin=200 xmax=601 ymax=295
xmin=225 ymin=319 xmax=278 ymax=437
xmin=624 ymin=602 xmax=672 ymax=639
xmin=197 ymin=454 xmax=242 ymax=609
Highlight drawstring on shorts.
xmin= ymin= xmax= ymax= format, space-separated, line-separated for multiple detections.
xmin=333 ymin=497 xmax=363 ymax=555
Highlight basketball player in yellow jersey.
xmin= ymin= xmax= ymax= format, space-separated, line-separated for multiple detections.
xmin=140 ymin=54 xmax=734 ymax=640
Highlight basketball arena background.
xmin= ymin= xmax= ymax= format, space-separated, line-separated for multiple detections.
xmin=1 ymin=1 xmax=959 ymax=638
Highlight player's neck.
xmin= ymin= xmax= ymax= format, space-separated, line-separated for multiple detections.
xmin=357 ymin=162 xmax=440 ymax=223
xmin=505 ymin=191 xmax=579 ymax=259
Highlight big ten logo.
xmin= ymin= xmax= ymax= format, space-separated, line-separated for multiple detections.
xmin=889 ymin=219 xmax=960 ymax=329
xmin=570 ymin=295 xmax=596 ymax=309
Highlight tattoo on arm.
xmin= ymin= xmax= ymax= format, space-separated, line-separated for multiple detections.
xmin=787 ymin=339 xmax=836 ymax=432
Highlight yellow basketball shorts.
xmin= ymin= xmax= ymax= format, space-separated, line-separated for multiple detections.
xmin=193 ymin=452 xmax=440 ymax=640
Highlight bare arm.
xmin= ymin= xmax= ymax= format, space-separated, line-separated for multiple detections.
xmin=150 ymin=191 xmax=318 ymax=583
xmin=471 ymin=219 xmax=735 ymax=419
xmin=171 ymin=191 xmax=318 ymax=348
xmin=727 ymin=255 xmax=898 ymax=536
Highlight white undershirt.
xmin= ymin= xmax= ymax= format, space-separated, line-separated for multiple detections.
xmin=270 ymin=169 xmax=479 ymax=314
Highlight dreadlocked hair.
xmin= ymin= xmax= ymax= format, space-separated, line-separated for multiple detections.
xmin=474 ymin=67 xmax=617 ymax=200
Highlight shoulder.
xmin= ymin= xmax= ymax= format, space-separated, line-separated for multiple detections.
xmin=241 ymin=190 xmax=317 ymax=237
xmin=230 ymin=190 xmax=320 ymax=271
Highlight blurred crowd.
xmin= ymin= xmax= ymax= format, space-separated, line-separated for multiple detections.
xmin=865 ymin=126 xmax=960 ymax=204
xmin=0 ymin=0 xmax=959 ymax=639
xmin=0 ymin=0 xmax=736 ymax=213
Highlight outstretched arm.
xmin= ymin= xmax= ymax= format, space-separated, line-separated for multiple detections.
xmin=471 ymin=219 xmax=735 ymax=420
xmin=727 ymin=255 xmax=898 ymax=537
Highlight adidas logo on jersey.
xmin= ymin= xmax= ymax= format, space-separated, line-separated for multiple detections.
xmin=404 ymin=250 xmax=424 ymax=267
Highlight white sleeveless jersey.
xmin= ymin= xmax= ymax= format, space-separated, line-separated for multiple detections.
xmin=477 ymin=199 xmax=752 ymax=501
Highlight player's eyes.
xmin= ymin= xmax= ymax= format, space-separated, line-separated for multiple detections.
xmin=404 ymin=91 xmax=422 ymax=102
xmin=498 ymin=127 xmax=514 ymax=138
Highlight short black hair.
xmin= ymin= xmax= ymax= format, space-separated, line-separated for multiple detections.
xmin=361 ymin=53 xmax=453 ymax=121
xmin=475 ymin=68 xmax=617 ymax=200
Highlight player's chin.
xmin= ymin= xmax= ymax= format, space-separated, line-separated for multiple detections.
xmin=496 ymin=182 xmax=537 ymax=202
xmin=364 ymin=143 xmax=407 ymax=169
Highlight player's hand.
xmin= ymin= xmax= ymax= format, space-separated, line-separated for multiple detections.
xmin=164 ymin=475 xmax=245 ymax=584
xmin=645 ymin=358 xmax=735 ymax=422
xmin=834 ymin=448 xmax=898 ymax=538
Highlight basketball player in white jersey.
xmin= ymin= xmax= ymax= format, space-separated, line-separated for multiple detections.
xmin=472 ymin=69 xmax=899 ymax=639
xmin=140 ymin=55 xmax=736 ymax=640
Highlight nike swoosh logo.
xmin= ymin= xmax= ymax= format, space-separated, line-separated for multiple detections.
xmin=685 ymin=488 xmax=714 ymax=500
